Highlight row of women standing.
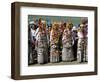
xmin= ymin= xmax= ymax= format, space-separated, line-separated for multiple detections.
xmin=28 ymin=18 xmax=88 ymax=64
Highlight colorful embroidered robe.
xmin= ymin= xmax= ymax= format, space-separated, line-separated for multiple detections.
xmin=37 ymin=30 xmax=48 ymax=64
xmin=62 ymin=29 xmax=74 ymax=62
xmin=77 ymin=29 xmax=87 ymax=62
xmin=50 ymin=30 xmax=60 ymax=63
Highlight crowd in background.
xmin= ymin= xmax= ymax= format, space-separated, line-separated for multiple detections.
xmin=28 ymin=18 xmax=88 ymax=65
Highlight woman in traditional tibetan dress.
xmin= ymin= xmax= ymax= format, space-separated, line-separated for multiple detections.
xmin=77 ymin=24 xmax=87 ymax=62
xmin=62 ymin=22 xmax=74 ymax=62
xmin=50 ymin=23 xmax=60 ymax=63
xmin=37 ymin=21 xmax=48 ymax=64
xmin=58 ymin=22 xmax=65 ymax=61
xmin=83 ymin=23 xmax=88 ymax=62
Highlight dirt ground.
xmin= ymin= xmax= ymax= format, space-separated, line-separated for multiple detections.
xmin=29 ymin=60 xmax=88 ymax=67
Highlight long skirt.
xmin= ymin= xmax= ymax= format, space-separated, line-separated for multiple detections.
xmin=37 ymin=47 xmax=48 ymax=64
xmin=62 ymin=47 xmax=74 ymax=62
xmin=77 ymin=38 xmax=87 ymax=62
xmin=83 ymin=37 xmax=88 ymax=62
xmin=50 ymin=48 xmax=59 ymax=63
